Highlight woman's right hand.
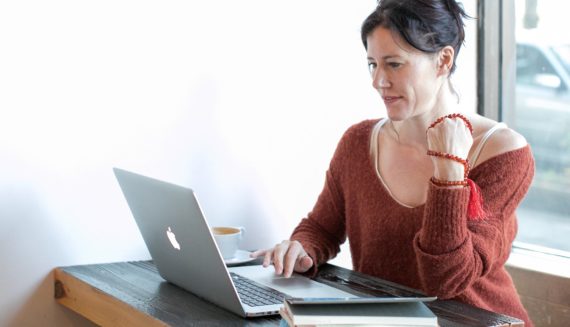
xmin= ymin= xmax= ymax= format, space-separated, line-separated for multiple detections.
xmin=250 ymin=240 xmax=314 ymax=278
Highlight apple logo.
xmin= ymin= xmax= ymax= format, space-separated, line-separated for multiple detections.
xmin=166 ymin=226 xmax=181 ymax=250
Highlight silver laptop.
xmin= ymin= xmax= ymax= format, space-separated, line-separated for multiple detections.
xmin=113 ymin=167 xmax=356 ymax=317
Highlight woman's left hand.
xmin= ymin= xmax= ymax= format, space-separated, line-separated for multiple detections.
xmin=426 ymin=116 xmax=473 ymax=181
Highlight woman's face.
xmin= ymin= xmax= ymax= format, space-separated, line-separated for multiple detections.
xmin=366 ymin=27 xmax=443 ymax=122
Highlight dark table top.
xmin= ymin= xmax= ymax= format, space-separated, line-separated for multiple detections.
xmin=54 ymin=260 xmax=523 ymax=327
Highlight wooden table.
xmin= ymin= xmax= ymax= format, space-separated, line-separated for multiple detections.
xmin=53 ymin=261 xmax=524 ymax=326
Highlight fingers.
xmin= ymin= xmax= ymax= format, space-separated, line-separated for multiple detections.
xmin=262 ymin=250 xmax=273 ymax=268
xmin=428 ymin=116 xmax=472 ymax=139
xmin=254 ymin=240 xmax=313 ymax=278
xmin=426 ymin=117 xmax=473 ymax=159
xmin=249 ymin=249 xmax=265 ymax=258
xmin=296 ymin=255 xmax=314 ymax=273
xmin=283 ymin=241 xmax=315 ymax=278
xmin=249 ymin=249 xmax=273 ymax=268
xmin=273 ymin=241 xmax=288 ymax=275
xmin=283 ymin=241 xmax=304 ymax=277
xmin=427 ymin=113 xmax=473 ymax=134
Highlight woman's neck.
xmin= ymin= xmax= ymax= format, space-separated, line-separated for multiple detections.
xmin=390 ymin=82 xmax=457 ymax=150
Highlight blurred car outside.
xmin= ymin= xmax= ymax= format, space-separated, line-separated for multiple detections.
xmin=508 ymin=35 xmax=570 ymax=216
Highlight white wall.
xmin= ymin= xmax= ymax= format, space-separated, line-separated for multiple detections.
xmin=0 ymin=1 xmax=475 ymax=326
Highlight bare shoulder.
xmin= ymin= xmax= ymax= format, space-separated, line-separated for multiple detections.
xmin=467 ymin=114 xmax=528 ymax=166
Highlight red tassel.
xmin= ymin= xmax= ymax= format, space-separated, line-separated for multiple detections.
xmin=467 ymin=178 xmax=486 ymax=220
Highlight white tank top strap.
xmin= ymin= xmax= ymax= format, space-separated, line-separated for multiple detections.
xmin=370 ymin=118 xmax=388 ymax=159
xmin=469 ymin=122 xmax=508 ymax=166
xmin=370 ymin=118 xmax=415 ymax=208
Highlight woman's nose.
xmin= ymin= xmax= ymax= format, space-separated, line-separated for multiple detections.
xmin=372 ymin=70 xmax=391 ymax=89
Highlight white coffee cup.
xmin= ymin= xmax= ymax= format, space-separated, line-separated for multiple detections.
xmin=212 ymin=226 xmax=245 ymax=260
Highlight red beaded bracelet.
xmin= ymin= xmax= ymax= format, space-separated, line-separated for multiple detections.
xmin=426 ymin=150 xmax=471 ymax=179
xmin=427 ymin=113 xmax=473 ymax=134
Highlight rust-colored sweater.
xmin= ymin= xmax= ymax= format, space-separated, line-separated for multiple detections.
xmin=291 ymin=119 xmax=534 ymax=326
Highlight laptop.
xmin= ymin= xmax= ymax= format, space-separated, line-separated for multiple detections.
xmin=113 ymin=168 xmax=435 ymax=317
xmin=113 ymin=167 xmax=359 ymax=317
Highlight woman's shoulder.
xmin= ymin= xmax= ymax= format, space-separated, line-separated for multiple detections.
xmin=345 ymin=118 xmax=381 ymax=133
xmin=468 ymin=114 xmax=529 ymax=167
xmin=330 ymin=118 xmax=382 ymax=158
xmin=338 ymin=118 xmax=382 ymax=142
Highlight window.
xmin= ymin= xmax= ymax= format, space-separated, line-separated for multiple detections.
xmin=489 ymin=0 xmax=570 ymax=253
xmin=516 ymin=44 xmax=559 ymax=88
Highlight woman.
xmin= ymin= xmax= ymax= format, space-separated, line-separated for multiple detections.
xmin=252 ymin=0 xmax=534 ymax=325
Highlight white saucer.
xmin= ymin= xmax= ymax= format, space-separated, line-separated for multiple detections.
xmin=224 ymin=250 xmax=256 ymax=266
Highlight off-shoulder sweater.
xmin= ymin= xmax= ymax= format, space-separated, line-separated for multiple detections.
xmin=291 ymin=119 xmax=534 ymax=326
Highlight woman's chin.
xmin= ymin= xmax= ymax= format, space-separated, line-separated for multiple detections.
xmin=386 ymin=110 xmax=408 ymax=122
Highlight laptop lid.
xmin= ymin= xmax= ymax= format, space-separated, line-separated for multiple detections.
xmin=113 ymin=168 xmax=246 ymax=317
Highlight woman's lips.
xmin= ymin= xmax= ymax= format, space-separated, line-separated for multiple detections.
xmin=383 ymin=96 xmax=402 ymax=105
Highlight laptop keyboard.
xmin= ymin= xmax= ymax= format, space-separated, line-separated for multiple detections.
xmin=230 ymin=272 xmax=288 ymax=307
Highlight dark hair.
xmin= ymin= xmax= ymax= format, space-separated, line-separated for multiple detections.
xmin=361 ymin=0 xmax=469 ymax=74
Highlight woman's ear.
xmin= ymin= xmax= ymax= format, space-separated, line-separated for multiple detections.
xmin=437 ymin=46 xmax=455 ymax=76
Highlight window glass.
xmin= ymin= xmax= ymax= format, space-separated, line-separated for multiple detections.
xmin=507 ymin=0 xmax=570 ymax=252
xmin=516 ymin=44 xmax=558 ymax=87
xmin=552 ymin=44 xmax=570 ymax=76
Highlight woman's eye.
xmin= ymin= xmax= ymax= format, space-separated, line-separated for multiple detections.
xmin=368 ymin=62 xmax=377 ymax=73
xmin=388 ymin=62 xmax=402 ymax=68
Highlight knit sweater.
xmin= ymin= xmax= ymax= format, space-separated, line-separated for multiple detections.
xmin=291 ymin=119 xmax=534 ymax=326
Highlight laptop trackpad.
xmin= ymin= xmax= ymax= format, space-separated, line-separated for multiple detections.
xmin=229 ymin=265 xmax=354 ymax=298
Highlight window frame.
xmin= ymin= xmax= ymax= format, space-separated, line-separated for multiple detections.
xmin=478 ymin=0 xmax=570 ymax=265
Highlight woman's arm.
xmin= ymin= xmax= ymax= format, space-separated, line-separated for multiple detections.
xmin=290 ymin=169 xmax=347 ymax=276
xmin=413 ymin=144 xmax=534 ymax=298
xmin=254 ymin=122 xmax=373 ymax=277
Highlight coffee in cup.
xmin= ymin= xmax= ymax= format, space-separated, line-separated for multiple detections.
xmin=212 ymin=226 xmax=245 ymax=260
